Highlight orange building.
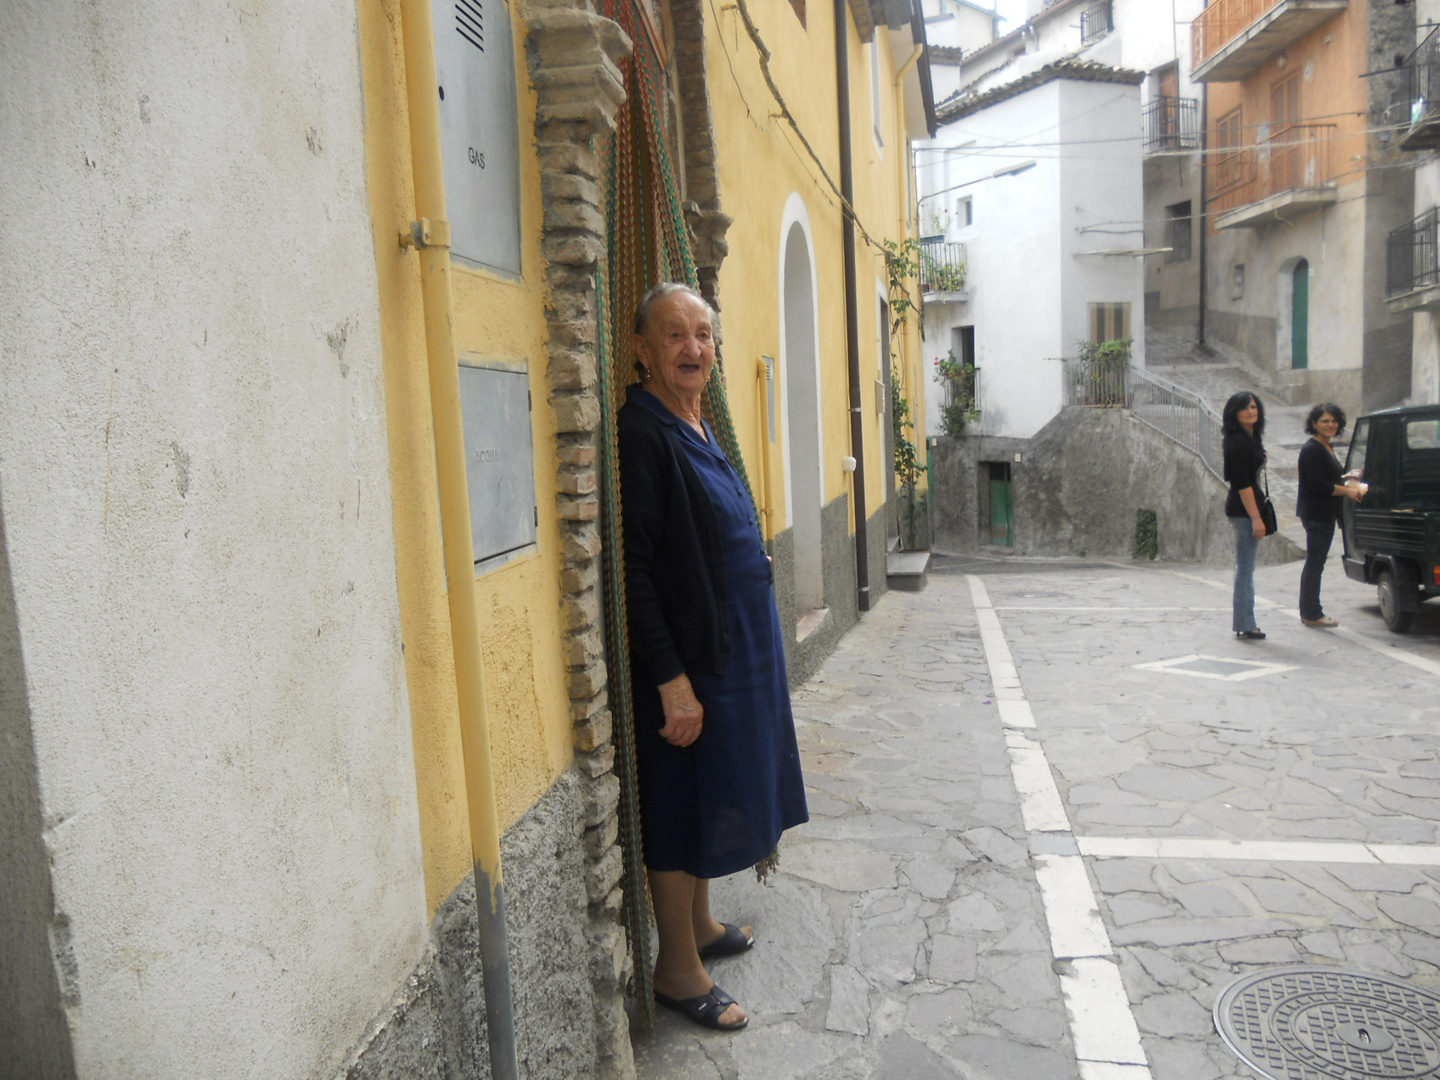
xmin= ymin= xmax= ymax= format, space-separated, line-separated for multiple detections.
xmin=1194 ymin=0 xmax=1416 ymax=411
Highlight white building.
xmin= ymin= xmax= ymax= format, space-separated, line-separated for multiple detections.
xmin=917 ymin=59 xmax=1145 ymax=439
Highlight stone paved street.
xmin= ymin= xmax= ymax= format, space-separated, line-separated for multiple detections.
xmin=631 ymin=549 xmax=1440 ymax=1079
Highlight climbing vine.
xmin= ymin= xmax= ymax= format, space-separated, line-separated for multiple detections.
xmin=884 ymin=238 xmax=926 ymax=549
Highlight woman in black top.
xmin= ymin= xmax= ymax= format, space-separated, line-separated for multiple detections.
xmin=1296 ymin=403 xmax=1363 ymax=626
xmin=1222 ymin=392 xmax=1269 ymax=639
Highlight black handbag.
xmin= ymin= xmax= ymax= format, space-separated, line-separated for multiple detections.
xmin=1259 ymin=465 xmax=1278 ymax=537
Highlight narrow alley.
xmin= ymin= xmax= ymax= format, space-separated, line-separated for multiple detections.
xmin=633 ymin=553 xmax=1440 ymax=1079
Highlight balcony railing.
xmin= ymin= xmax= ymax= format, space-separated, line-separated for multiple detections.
xmin=1080 ymin=1 xmax=1113 ymax=46
xmin=1143 ymin=96 xmax=1201 ymax=153
xmin=919 ymin=239 xmax=967 ymax=295
xmin=1397 ymin=27 xmax=1440 ymax=151
xmin=1208 ymin=123 xmax=1337 ymax=216
xmin=1193 ymin=0 xmax=1283 ymax=69
xmin=1387 ymin=209 xmax=1440 ymax=297
xmin=1191 ymin=0 xmax=1346 ymax=81
xmin=1061 ymin=360 xmax=1223 ymax=479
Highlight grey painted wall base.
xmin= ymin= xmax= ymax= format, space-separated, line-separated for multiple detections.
xmin=340 ymin=768 xmax=597 ymax=1080
xmin=0 ymin=492 xmax=78 ymax=1080
xmin=770 ymin=493 xmax=893 ymax=689
xmin=932 ymin=409 xmax=1302 ymax=567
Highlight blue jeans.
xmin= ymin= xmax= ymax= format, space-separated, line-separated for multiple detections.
xmin=1231 ymin=517 xmax=1259 ymax=632
xmin=1299 ymin=517 xmax=1336 ymax=621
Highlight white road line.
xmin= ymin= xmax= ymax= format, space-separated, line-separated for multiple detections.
xmin=968 ymin=575 xmax=1154 ymax=1080
xmin=1006 ymin=731 xmax=1071 ymax=832
xmin=1078 ymin=835 xmax=1440 ymax=866
xmin=1063 ymin=959 xmax=1149 ymax=1069
xmin=1035 ymin=855 xmax=1111 ymax=958
xmin=1315 ymin=621 xmax=1440 ymax=680
xmin=995 ymin=606 xmax=1228 ymax=612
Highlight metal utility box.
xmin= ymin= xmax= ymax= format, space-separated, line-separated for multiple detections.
xmin=433 ymin=0 xmax=522 ymax=274
xmin=457 ymin=356 xmax=536 ymax=566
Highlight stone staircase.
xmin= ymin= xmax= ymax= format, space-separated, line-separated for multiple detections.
xmin=1145 ymin=328 xmax=1329 ymax=552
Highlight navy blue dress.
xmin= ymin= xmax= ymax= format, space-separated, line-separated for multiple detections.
xmin=630 ymin=404 xmax=808 ymax=879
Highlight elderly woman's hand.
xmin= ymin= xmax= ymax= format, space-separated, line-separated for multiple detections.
xmin=657 ymin=673 xmax=704 ymax=747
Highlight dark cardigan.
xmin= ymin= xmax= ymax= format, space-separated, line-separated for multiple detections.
xmin=617 ymin=385 xmax=731 ymax=687
xmin=1296 ymin=437 xmax=1343 ymax=523
xmin=1222 ymin=430 xmax=1266 ymax=519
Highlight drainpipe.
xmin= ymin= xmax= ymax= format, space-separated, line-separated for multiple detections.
xmin=1198 ymin=81 xmax=1209 ymax=346
xmin=835 ymin=0 xmax=871 ymax=612
xmin=396 ymin=3 xmax=519 ymax=1078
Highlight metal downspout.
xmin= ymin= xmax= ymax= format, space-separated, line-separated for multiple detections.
xmin=395 ymin=3 xmax=519 ymax=1078
xmin=835 ymin=0 xmax=871 ymax=612
xmin=1198 ymin=81 xmax=1208 ymax=346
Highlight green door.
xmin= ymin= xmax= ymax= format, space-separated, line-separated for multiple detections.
xmin=989 ymin=462 xmax=1013 ymax=547
xmin=1292 ymin=260 xmax=1309 ymax=369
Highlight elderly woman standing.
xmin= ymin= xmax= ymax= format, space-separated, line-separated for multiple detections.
xmin=617 ymin=283 xmax=808 ymax=1032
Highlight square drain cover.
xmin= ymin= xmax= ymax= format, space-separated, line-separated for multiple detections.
xmin=1134 ymin=653 xmax=1299 ymax=682
xmin=1216 ymin=966 xmax=1440 ymax=1079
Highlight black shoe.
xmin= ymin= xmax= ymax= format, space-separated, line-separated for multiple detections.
xmin=1236 ymin=629 xmax=1266 ymax=640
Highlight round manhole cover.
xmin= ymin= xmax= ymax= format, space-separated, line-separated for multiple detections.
xmin=1215 ymin=967 xmax=1440 ymax=1079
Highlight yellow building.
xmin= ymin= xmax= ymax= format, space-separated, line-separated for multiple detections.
xmin=1 ymin=0 xmax=932 ymax=1077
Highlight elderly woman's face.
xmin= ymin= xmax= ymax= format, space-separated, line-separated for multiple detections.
xmin=634 ymin=293 xmax=716 ymax=403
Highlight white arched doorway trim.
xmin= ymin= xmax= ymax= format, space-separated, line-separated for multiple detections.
xmin=777 ymin=192 xmax=825 ymax=528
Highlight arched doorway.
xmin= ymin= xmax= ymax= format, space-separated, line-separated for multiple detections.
xmin=783 ymin=219 xmax=824 ymax=614
xmin=1291 ymin=259 xmax=1309 ymax=370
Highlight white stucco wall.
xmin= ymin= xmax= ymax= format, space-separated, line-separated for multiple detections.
xmin=1059 ymin=79 xmax=1146 ymax=369
xmin=919 ymin=77 xmax=1143 ymax=439
xmin=0 ymin=3 xmax=427 ymax=1077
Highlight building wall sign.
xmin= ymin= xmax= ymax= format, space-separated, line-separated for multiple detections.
xmin=458 ymin=355 xmax=536 ymax=564
xmin=433 ymin=0 xmax=523 ymax=274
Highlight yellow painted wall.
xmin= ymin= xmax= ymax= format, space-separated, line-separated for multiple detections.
xmin=703 ymin=0 xmax=926 ymax=532
xmin=358 ymin=0 xmax=574 ymax=916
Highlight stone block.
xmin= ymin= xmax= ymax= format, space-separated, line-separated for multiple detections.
xmin=596 ymin=885 xmax=624 ymax=919
xmin=574 ymin=744 xmax=615 ymax=780
xmin=556 ymin=442 xmax=598 ymax=468
xmin=585 ymin=842 xmax=623 ymax=901
xmin=542 ymin=233 xmax=605 ymax=270
xmin=544 ymin=199 xmax=606 ymax=235
xmin=561 ymin=560 xmax=600 ymax=595
xmin=565 ymin=625 xmax=604 ymax=667
xmin=573 ymin=707 xmax=612 ymax=752
xmin=537 ymin=142 xmax=602 ymax=180
xmin=542 ymin=172 xmax=602 ymax=206
xmin=584 ymin=813 xmax=619 ymax=859
xmin=557 ymin=468 xmax=598 ymax=497
xmin=548 ymin=348 xmax=597 ymax=391
xmin=591 ymin=920 xmax=627 ymax=986
xmin=562 ymin=587 xmax=600 ymax=631
xmin=551 ymin=392 xmax=601 ymax=434
xmin=562 ymin=521 xmax=603 ymax=563
xmin=583 ymin=772 xmax=621 ymax=827
xmin=568 ymin=659 xmax=606 ymax=700
xmin=569 ymin=690 xmax=608 ymax=723
xmin=558 ymin=497 xmax=599 ymax=525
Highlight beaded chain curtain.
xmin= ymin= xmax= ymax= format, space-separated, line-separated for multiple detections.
xmin=596 ymin=0 xmax=757 ymax=1023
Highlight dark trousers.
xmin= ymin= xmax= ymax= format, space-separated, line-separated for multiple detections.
xmin=1299 ymin=516 xmax=1336 ymax=620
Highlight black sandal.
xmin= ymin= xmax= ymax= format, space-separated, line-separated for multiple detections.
xmin=698 ymin=922 xmax=754 ymax=960
xmin=1236 ymin=629 xmax=1266 ymax=640
xmin=654 ymin=984 xmax=748 ymax=1031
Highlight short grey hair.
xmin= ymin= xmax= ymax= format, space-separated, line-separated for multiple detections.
xmin=632 ymin=282 xmax=720 ymax=339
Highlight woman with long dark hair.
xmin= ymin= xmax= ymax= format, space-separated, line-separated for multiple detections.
xmin=1222 ymin=392 xmax=1269 ymax=639
xmin=1296 ymin=403 xmax=1363 ymax=627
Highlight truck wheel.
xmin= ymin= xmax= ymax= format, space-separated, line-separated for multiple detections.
xmin=1378 ymin=568 xmax=1414 ymax=634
